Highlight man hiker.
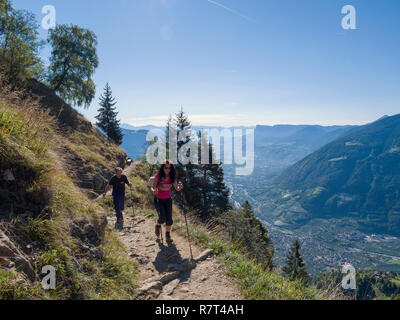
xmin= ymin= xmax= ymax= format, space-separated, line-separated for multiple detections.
xmin=151 ymin=161 xmax=183 ymax=243
xmin=103 ymin=167 xmax=132 ymax=229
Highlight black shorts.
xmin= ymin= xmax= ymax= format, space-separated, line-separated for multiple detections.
xmin=156 ymin=197 xmax=173 ymax=226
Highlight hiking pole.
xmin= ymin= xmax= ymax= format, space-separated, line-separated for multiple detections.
xmin=154 ymin=197 xmax=163 ymax=244
xmin=160 ymin=223 xmax=163 ymax=245
xmin=158 ymin=199 xmax=163 ymax=245
xmin=129 ymin=187 xmax=135 ymax=217
xmin=177 ymin=186 xmax=193 ymax=261
xmin=184 ymin=211 xmax=193 ymax=261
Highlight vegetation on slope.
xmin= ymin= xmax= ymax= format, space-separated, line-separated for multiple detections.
xmin=312 ymin=270 xmax=400 ymax=300
xmin=125 ymin=161 xmax=341 ymax=300
xmin=260 ymin=114 xmax=400 ymax=235
xmin=0 ymin=77 xmax=138 ymax=299
xmin=26 ymin=78 xmax=126 ymax=197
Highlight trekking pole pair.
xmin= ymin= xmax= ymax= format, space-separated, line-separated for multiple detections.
xmin=177 ymin=188 xmax=193 ymax=261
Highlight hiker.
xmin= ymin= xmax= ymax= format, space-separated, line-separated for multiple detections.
xmin=103 ymin=167 xmax=132 ymax=229
xmin=151 ymin=161 xmax=183 ymax=243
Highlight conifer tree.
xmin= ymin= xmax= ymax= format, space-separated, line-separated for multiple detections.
xmin=216 ymin=200 xmax=274 ymax=269
xmin=240 ymin=201 xmax=274 ymax=268
xmin=165 ymin=114 xmax=173 ymax=160
xmin=95 ymin=83 xmax=123 ymax=145
xmin=172 ymin=107 xmax=195 ymax=211
xmin=282 ymin=240 xmax=308 ymax=282
xmin=196 ymin=131 xmax=231 ymax=219
xmin=170 ymin=108 xmax=231 ymax=220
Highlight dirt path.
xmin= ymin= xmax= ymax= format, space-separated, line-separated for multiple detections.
xmin=109 ymin=213 xmax=243 ymax=300
xmin=103 ymin=163 xmax=243 ymax=300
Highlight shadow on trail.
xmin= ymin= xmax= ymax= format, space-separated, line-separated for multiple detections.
xmin=152 ymin=242 xmax=193 ymax=282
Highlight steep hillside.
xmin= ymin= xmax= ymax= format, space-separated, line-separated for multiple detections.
xmin=0 ymin=77 xmax=137 ymax=299
xmin=26 ymin=78 xmax=127 ymax=197
xmin=224 ymin=124 xmax=355 ymax=208
xmin=312 ymin=270 xmax=400 ymax=300
xmin=260 ymin=114 xmax=400 ymax=236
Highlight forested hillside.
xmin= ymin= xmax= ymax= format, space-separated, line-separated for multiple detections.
xmin=261 ymin=114 xmax=400 ymax=236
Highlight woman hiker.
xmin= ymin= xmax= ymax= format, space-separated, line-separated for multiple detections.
xmin=151 ymin=161 xmax=183 ymax=243
xmin=103 ymin=167 xmax=132 ymax=229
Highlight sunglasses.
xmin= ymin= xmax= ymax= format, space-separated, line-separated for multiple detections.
xmin=164 ymin=166 xmax=171 ymax=170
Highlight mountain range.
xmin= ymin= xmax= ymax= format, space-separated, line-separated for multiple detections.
xmin=260 ymin=114 xmax=400 ymax=236
xmin=120 ymin=116 xmax=400 ymax=273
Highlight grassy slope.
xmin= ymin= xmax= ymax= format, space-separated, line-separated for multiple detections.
xmin=0 ymin=77 xmax=138 ymax=299
xmin=26 ymin=78 xmax=127 ymax=198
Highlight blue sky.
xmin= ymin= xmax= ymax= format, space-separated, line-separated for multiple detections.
xmin=13 ymin=0 xmax=400 ymax=127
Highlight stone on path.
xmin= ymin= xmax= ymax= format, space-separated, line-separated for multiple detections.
xmin=159 ymin=271 xmax=181 ymax=285
xmin=162 ymin=279 xmax=180 ymax=296
xmin=194 ymin=249 xmax=214 ymax=262
xmin=139 ymin=281 xmax=162 ymax=293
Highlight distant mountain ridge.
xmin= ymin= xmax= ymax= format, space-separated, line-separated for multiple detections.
xmin=260 ymin=114 xmax=400 ymax=236
xmin=121 ymin=123 xmax=356 ymax=166
xmin=121 ymin=124 xmax=160 ymax=131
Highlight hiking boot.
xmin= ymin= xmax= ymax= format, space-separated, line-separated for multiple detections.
xmin=116 ymin=218 xmax=123 ymax=230
xmin=155 ymin=224 xmax=161 ymax=237
xmin=166 ymin=232 xmax=173 ymax=243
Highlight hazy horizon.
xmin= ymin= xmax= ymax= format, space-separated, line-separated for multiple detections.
xmin=118 ymin=113 xmax=393 ymax=129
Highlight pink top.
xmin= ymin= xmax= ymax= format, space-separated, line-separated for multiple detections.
xmin=156 ymin=174 xmax=173 ymax=199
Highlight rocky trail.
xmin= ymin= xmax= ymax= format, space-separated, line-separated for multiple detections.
xmin=100 ymin=163 xmax=243 ymax=300
xmin=108 ymin=213 xmax=243 ymax=300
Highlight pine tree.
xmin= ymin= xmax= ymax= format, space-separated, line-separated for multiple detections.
xmin=282 ymin=240 xmax=308 ymax=282
xmin=165 ymin=114 xmax=173 ymax=160
xmin=170 ymin=108 xmax=231 ymax=220
xmin=95 ymin=83 xmax=123 ymax=145
xmin=196 ymin=131 xmax=231 ymax=219
xmin=159 ymin=108 xmax=232 ymax=221
xmin=216 ymin=201 xmax=274 ymax=270
xmin=240 ymin=201 xmax=274 ymax=269
xmin=174 ymin=107 xmax=191 ymax=136
xmin=172 ymin=108 xmax=195 ymax=210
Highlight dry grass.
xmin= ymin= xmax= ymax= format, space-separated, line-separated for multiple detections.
xmin=0 ymin=74 xmax=139 ymax=299
xmin=0 ymin=76 xmax=55 ymax=158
